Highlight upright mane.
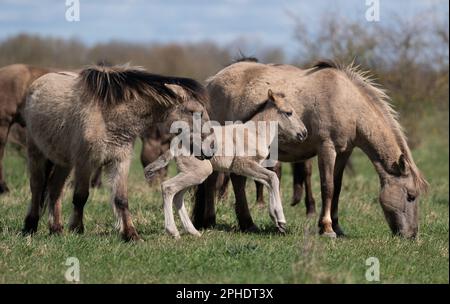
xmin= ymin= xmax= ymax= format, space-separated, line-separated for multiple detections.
xmin=313 ymin=60 xmax=428 ymax=193
xmin=77 ymin=64 xmax=208 ymax=107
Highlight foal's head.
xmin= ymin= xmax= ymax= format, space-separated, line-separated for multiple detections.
xmin=264 ymin=89 xmax=308 ymax=142
xmin=161 ymin=84 xmax=216 ymax=160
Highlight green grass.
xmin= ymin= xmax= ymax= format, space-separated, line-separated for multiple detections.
xmin=0 ymin=111 xmax=448 ymax=283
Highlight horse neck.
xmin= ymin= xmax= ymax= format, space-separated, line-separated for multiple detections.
xmin=246 ymin=110 xmax=276 ymax=146
xmin=356 ymin=111 xmax=403 ymax=182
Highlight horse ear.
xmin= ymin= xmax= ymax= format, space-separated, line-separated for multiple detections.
xmin=394 ymin=154 xmax=409 ymax=175
xmin=165 ymin=84 xmax=188 ymax=101
xmin=267 ymin=89 xmax=275 ymax=102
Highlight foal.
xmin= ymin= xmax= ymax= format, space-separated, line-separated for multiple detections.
xmin=144 ymin=89 xmax=308 ymax=238
xmin=22 ymin=65 xmax=214 ymax=241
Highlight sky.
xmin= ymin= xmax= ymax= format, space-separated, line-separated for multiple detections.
xmin=0 ymin=0 xmax=448 ymax=57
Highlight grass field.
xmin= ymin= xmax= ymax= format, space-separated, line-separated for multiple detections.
xmin=0 ymin=110 xmax=448 ymax=284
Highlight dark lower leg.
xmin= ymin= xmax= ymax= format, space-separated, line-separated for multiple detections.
xmin=331 ymin=152 xmax=351 ymax=237
xmin=230 ymin=173 xmax=257 ymax=231
xmin=255 ymin=181 xmax=265 ymax=206
xmin=68 ymin=190 xmax=89 ymax=233
xmin=114 ymin=195 xmax=140 ymax=241
xmin=291 ymin=162 xmax=305 ymax=206
xmin=304 ymin=160 xmax=316 ymax=216
xmin=193 ymin=171 xmax=218 ymax=229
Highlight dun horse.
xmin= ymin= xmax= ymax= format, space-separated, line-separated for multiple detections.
xmin=0 ymin=64 xmax=53 ymax=193
xmin=21 ymin=65 xmax=214 ymax=241
xmin=144 ymin=89 xmax=308 ymax=237
xmin=194 ymin=59 xmax=428 ymax=238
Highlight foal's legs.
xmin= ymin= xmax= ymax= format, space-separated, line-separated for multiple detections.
xmin=47 ymin=165 xmax=71 ymax=234
xmin=331 ymin=151 xmax=352 ymax=237
xmin=234 ymin=160 xmax=286 ymax=231
xmin=317 ymin=143 xmax=337 ymax=237
xmin=174 ymin=190 xmax=201 ymax=237
xmin=23 ymin=142 xmax=53 ymax=234
xmin=292 ymin=161 xmax=316 ymax=216
xmin=162 ymin=160 xmax=212 ymax=237
xmin=109 ymin=158 xmax=140 ymax=241
xmin=255 ymin=161 xmax=281 ymax=207
xmin=68 ymin=166 xmax=91 ymax=234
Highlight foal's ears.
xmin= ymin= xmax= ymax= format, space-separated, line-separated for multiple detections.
xmin=165 ymin=84 xmax=189 ymax=102
xmin=393 ymin=154 xmax=410 ymax=176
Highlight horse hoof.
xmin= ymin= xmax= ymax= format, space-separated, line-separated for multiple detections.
xmin=321 ymin=231 xmax=337 ymax=238
xmin=0 ymin=182 xmax=10 ymax=194
xmin=333 ymin=226 xmax=346 ymax=237
xmin=291 ymin=200 xmax=300 ymax=206
xmin=243 ymin=224 xmax=260 ymax=233
xmin=49 ymin=224 xmax=64 ymax=235
xmin=122 ymin=232 xmax=143 ymax=242
xmin=306 ymin=211 xmax=316 ymax=218
xmin=277 ymin=222 xmax=287 ymax=234
xmin=69 ymin=224 xmax=84 ymax=234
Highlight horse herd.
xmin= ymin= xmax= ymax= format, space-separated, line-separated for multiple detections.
xmin=0 ymin=59 xmax=428 ymax=241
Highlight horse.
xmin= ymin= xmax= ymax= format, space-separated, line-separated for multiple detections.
xmin=193 ymin=59 xmax=428 ymax=238
xmin=144 ymin=89 xmax=308 ymax=237
xmin=0 ymin=63 xmax=177 ymax=193
xmin=21 ymin=65 xmax=215 ymax=241
xmin=0 ymin=64 xmax=54 ymax=194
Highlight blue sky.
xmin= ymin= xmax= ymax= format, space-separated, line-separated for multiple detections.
xmin=0 ymin=0 xmax=448 ymax=56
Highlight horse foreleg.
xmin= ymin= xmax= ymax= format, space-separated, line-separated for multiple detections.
xmin=317 ymin=143 xmax=337 ymax=237
xmin=291 ymin=162 xmax=305 ymax=206
xmin=331 ymin=151 xmax=352 ymax=237
xmin=256 ymin=162 xmax=281 ymax=207
xmin=230 ymin=173 xmax=258 ymax=232
xmin=23 ymin=141 xmax=53 ymax=235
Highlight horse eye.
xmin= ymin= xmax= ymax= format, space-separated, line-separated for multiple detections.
xmin=284 ymin=111 xmax=292 ymax=117
xmin=407 ymin=193 xmax=416 ymax=202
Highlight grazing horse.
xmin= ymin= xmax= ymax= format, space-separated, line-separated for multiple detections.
xmin=194 ymin=60 xmax=428 ymax=238
xmin=21 ymin=65 xmax=214 ymax=241
xmin=144 ymin=89 xmax=308 ymax=237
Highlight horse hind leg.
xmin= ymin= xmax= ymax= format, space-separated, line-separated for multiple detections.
xmin=68 ymin=166 xmax=91 ymax=234
xmin=47 ymin=165 xmax=70 ymax=234
xmin=174 ymin=190 xmax=201 ymax=237
xmin=303 ymin=159 xmax=316 ymax=217
xmin=23 ymin=142 xmax=54 ymax=234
